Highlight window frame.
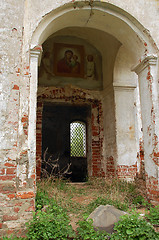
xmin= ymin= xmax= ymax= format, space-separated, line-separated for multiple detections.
xmin=70 ymin=120 xmax=87 ymax=158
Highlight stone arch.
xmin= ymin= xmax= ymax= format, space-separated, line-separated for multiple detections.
xmin=31 ymin=1 xmax=157 ymax=55
xmin=29 ymin=1 xmax=159 ymax=203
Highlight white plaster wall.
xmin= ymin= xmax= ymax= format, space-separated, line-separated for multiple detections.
xmin=102 ymin=85 xmax=117 ymax=171
xmin=136 ymin=59 xmax=159 ymax=178
xmin=113 ymin=45 xmax=141 ymax=171
xmin=27 ymin=0 xmax=158 ymax=56
xmin=114 ymin=86 xmax=137 ymax=166
xmin=0 ymin=0 xmax=24 ymax=154
xmin=134 ymin=83 xmax=143 ymax=173
xmin=114 ymin=45 xmax=138 ymax=85
xmin=100 ymin=0 xmax=159 ymax=51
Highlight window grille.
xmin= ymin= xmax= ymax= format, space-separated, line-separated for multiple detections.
xmin=70 ymin=121 xmax=86 ymax=157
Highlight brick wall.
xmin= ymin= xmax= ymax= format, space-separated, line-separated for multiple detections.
xmin=145 ymin=174 xmax=159 ymax=205
xmin=36 ymin=102 xmax=43 ymax=179
xmin=0 ymin=0 xmax=36 ymax=236
xmin=117 ymin=163 xmax=137 ymax=180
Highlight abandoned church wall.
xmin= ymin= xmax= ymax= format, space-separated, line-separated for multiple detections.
xmin=0 ymin=0 xmax=159 ymax=236
xmin=0 ymin=0 xmax=36 ymax=236
xmin=28 ymin=0 xmax=159 ymax=55
xmin=133 ymin=56 xmax=159 ymax=204
xmin=104 ymin=0 xmax=159 ymax=49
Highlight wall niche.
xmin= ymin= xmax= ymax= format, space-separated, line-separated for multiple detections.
xmin=39 ymin=35 xmax=103 ymax=90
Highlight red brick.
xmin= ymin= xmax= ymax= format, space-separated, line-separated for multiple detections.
xmin=13 ymin=85 xmax=19 ymax=90
xmin=22 ymin=122 xmax=27 ymax=127
xmin=92 ymin=126 xmax=98 ymax=131
xmin=7 ymin=194 xmax=15 ymax=199
xmin=92 ymin=149 xmax=100 ymax=153
xmin=25 ymin=206 xmax=35 ymax=212
xmin=3 ymin=215 xmax=18 ymax=221
xmin=5 ymin=162 xmax=16 ymax=167
xmin=21 ymin=150 xmax=27 ymax=155
xmin=92 ymin=132 xmax=99 ymax=136
xmin=16 ymin=191 xmax=35 ymax=199
xmin=149 ymin=189 xmax=159 ymax=195
xmin=0 ymin=169 xmax=5 ymax=175
xmin=7 ymin=229 xmax=14 ymax=235
xmin=6 ymin=168 xmax=16 ymax=175
xmin=30 ymin=174 xmax=35 ymax=180
xmin=14 ymin=207 xmax=20 ymax=213
xmin=15 ymin=202 xmax=23 ymax=206
xmin=21 ymin=117 xmax=28 ymax=122
xmin=36 ymin=133 xmax=42 ymax=136
xmin=0 ymin=176 xmax=15 ymax=181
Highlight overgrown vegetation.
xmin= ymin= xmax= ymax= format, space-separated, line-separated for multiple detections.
xmin=26 ymin=206 xmax=76 ymax=239
xmin=2 ymin=177 xmax=159 ymax=240
xmin=76 ymin=218 xmax=109 ymax=240
xmin=111 ymin=212 xmax=159 ymax=239
xmin=146 ymin=205 xmax=159 ymax=226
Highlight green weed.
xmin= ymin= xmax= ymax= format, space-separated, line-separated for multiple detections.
xmin=77 ymin=218 xmax=110 ymax=240
xmin=146 ymin=205 xmax=159 ymax=225
xmin=111 ymin=212 xmax=159 ymax=240
xmin=26 ymin=205 xmax=75 ymax=240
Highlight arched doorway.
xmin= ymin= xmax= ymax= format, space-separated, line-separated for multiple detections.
xmin=29 ymin=1 xmax=158 ymax=202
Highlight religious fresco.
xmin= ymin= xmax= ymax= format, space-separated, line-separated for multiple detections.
xmin=38 ymin=36 xmax=103 ymax=90
xmin=54 ymin=43 xmax=84 ymax=78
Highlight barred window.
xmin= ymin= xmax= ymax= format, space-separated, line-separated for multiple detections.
xmin=70 ymin=121 xmax=86 ymax=157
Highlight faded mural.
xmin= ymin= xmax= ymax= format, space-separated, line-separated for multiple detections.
xmin=38 ymin=35 xmax=103 ymax=90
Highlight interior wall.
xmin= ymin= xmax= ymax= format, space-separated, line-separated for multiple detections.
xmin=36 ymin=27 xmax=121 ymax=179
xmin=113 ymin=43 xmax=142 ymax=180
xmin=114 ymin=45 xmax=137 ymax=85
xmin=102 ymin=85 xmax=117 ymax=176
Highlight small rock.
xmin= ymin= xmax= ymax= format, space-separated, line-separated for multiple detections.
xmin=88 ymin=205 xmax=127 ymax=233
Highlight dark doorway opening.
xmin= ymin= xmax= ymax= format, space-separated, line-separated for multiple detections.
xmin=41 ymin=103 xmax=91 ymax=182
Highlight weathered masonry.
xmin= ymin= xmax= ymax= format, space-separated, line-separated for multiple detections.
xmin=0 ymin=0 xmax=159 ymax=235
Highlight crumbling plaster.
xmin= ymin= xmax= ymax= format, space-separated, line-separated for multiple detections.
xmin=28 ymin=0 xmax=159 ymax=181
xmin=25 ymin=1 xmax=159 ymax=52
xmin=0 ymin=0 xmax=159 ymax=235
xmin=9 ymin=0 xmax=159 ymax=191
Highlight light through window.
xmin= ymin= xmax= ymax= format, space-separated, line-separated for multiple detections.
xmin=70 ymin=121 xmax=86 ymax=157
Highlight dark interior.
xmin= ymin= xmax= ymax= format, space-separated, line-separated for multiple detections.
xmin=41 ymin=103 xmax=91 ymax=182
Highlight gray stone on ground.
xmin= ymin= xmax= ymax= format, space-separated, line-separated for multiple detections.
xmin=88 ymin=205 xmax=127 ymax=233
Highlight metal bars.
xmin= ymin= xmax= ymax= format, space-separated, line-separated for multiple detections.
xmin=70 ymin=121 xmax=86 ymax=157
